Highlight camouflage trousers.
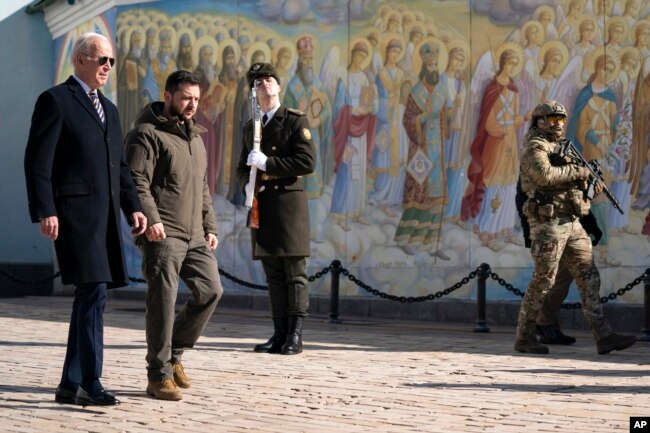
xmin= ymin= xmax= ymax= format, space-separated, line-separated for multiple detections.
xmin=515 ymin=216 xmax=613 ymax=342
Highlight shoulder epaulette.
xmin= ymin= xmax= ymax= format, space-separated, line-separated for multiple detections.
xmin=287 ymin=107 xmax=306 ymax=116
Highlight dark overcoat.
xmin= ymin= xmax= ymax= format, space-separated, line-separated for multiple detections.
xmin=24 ymin=76 xmax=142 ymax=287
xmin=236 ymin=105 xmax=316 ymax=259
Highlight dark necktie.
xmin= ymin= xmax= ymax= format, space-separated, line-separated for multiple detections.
xmin=262 ymin=113 xmax=268 ymax=125
xmin=89 ymin=90 xmax=105 ymax=123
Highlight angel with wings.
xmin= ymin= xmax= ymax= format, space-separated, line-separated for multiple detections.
xmin=629 ymin=56 xmax=650 ymax=238
xmin=329 ymin=38 xmax=378 ymax=231
xmin=441 ymin=39 xmax=470 ymax=225
xmin=460 ymin=43 xmax=527 ymax=251
xmin=566 ymin=50 xmax=622 ymax=265
xmin=608 ymin=47 xmax=641 ymax=233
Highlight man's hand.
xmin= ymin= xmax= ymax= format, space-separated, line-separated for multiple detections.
xmin=594 ymin=180 xmax=604 ymax=197
xmin=578 ymin=166 xmax=591 ymax=179
xmin=39 ymin=216 xmax=59 ymax=240
xmin=247 ymin=149 xmax=268 ymax=171
xmin=131 ymin=212 xmax=147 ymax=236
xmin=206 ymin=233 xmax=218 ymax=251
xmin=145 ymin=223 xmax=166 ymax=242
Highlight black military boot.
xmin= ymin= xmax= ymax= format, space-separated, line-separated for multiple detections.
xmin=253 ymin=317 xmax=288 ymax=353
xmin=281 ymin=316 xmax=303 ymax=355
xmin=536 ymin=324 xmax=576 ymax=345
xmin=596 ymin=333 xmax=637 ymax=355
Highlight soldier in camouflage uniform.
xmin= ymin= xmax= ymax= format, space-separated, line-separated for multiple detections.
xmin=515 ymin=100 xmax=637 ymax=355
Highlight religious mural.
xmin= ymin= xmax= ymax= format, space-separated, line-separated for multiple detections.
xmin=53 ymin=0 xmax=650 ymax=303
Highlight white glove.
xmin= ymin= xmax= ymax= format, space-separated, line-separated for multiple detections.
xmin=246 ymin=149 xmax=268 ymax=171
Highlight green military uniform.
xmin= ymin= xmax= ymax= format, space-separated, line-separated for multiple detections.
xmin=515 ymin=100 xmax=636 ymax=355
xmin=236 ymin=62 xmax=316 ymax=354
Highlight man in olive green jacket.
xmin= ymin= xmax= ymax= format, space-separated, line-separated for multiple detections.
xmin=125 ymin=70 xmax=222 ymax=401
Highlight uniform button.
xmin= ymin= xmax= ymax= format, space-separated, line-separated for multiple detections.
xmin=274 ymin=185 xmax=278 ymax=190
xmin=271 ymin=146 xmax=276 ymax=151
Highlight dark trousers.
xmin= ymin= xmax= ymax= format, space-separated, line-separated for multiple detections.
xmin=141 ymin=237 xmax=222 ymax=382
xmin=261 ymin=256 xmax=309 ymax=318
xmin=60 ymin=282 xmax=108 ymax=392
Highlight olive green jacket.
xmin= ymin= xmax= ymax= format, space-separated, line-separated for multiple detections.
xmin=125 ymin=102 xmax=217 ymax=241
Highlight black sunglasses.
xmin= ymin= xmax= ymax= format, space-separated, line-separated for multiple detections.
xmin=82 ymin=53 xmax=116 ymax=67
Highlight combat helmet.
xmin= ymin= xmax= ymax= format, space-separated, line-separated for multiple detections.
xmin=531 ymin=100 xmax=567 ymax=123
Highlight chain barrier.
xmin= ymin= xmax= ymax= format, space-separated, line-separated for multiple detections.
xmin=488 ymin=268 xmax=648 ymax=309
xmin=0 ymin=267 xmax=61 ymax=284
xmin=341 ymin=266 xmax=481 ymax=302
xmin=1 ymin=261 xmax=645 ymax=306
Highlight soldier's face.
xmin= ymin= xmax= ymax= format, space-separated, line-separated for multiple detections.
xmin=256 ymin=76 xmax=280 ymax=99
xmin=166 ymin=83 xmax=200 ymax=122
xmin=539 ymin=115 xmax=566 ymax=138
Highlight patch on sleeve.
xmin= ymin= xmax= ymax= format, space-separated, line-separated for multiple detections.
xmin=302 ymin=128 xmax=312 ymax=140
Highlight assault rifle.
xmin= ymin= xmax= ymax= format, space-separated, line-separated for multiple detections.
xmin=558 ymin=138 xmax=624 ymax=215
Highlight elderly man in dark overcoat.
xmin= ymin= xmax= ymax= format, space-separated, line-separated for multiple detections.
xmin=236 ymin=62 xmax=316 ymax=355
xmin=24 ymin=32 xmax=146 ymax=406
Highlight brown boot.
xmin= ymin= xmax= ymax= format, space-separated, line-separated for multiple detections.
xmin=514 ymin=338 xmax=549 ymax=354
xmin=172 ymin=363 xmax=191 ymax=388
xmin=596 ymin=333 xmax=637 ymax=355
xmin=146 ymin=379 xmax=183 ymax=401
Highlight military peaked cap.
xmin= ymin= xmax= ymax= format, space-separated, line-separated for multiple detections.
xmin=247 ymin=62 xmax=280 ymax=88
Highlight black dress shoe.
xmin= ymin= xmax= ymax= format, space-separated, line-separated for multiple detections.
xmin=75 ymin=387 xmax=119 ymax=406
xmin=54 ymin=386 xmax=77 ymax=404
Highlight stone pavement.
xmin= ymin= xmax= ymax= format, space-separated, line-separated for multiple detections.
xmin=0 ymin=296 xmax=648 ymax=433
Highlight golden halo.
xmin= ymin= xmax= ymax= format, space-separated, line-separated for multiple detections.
xmin=216 ymin=38 xmax=241 ymax=70
xmin=494 ymin=41 xmax=525 ymax=77
xmin=605 ymin=16 xmax=629 ymax=43
xmin=412 ymin=36 xmax=449 ymax=77
xmin=446 ymin=38 xmax=470 ymax=70
xmin=404 ymin=22 xmax=425 ymax=40
xmin=295 ymin=32 xmax=319 ymax=55
xmin=122 ymin=26 xmax=145 ymax=55
xmin=169 ymin=17 xmax=183 ymax=30
xmin=385 ymin=10 xmax=402 ymax=31
xmin=380 ymin=32 xmax=406 ymax=63
xmin=209 ymin=25 xmax=229 ymax=42
xmin=137 ymin=15 xmax=151 ymax=28
xmin=533 ymin=5 xmax=555 ymax=23
xmin=537 ymin=40 xmax=569 ymax=74
xmin=583 ymin=46 xmax=620 ymax=84
xmin=348 ymin=37 xmax=373 ymax=70
xmin=272 ymin=39 xmax=297 ymax=68
xmin=156 ymin=25 xmax=178 ymax=53
xmin=193 ymin=35 xmax=219 ymax=70
xmin=401 ymin=10 xmax=415 ymax=27
xmin=574 ymin=14 xmax=597 ymax=42
xmin=631 ymin=19 xmax=650 ymax=44
xmin=619 ymin=46 xmax=642 ymax=79
xmin=247 ymin=41 xmax=272 ymax=65
xmin=426 ymin=23 xmax=440 ymax=38
xmin=594 ymin=0 xmax=613 ymax=15
xmin=520 ymin=20 xmax=545 ymax=45
xmin=192 ymin=24 xmax=208 ymax=39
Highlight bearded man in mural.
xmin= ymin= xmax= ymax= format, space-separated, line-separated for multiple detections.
xmin=285 ymin=35 xmax=333 ymax=241
xmin=394 ymin=39 xmax=449 ymax=259
xmin=118 ymin=28 xmax=145 ymax=135
xmin=212 ymin=42 xmax=239 ymax=196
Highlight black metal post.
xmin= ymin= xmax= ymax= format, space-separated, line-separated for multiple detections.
xmin=640 ymin=268 xmax=650 ymax=342
xmin=328 ymin=260 xmax=342 ymax=324
xmin=474 ymin=262 xmax=490 ymax=332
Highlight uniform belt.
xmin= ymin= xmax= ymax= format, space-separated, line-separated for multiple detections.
xmin=260 ymin=174 xmax=302 ymax=181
